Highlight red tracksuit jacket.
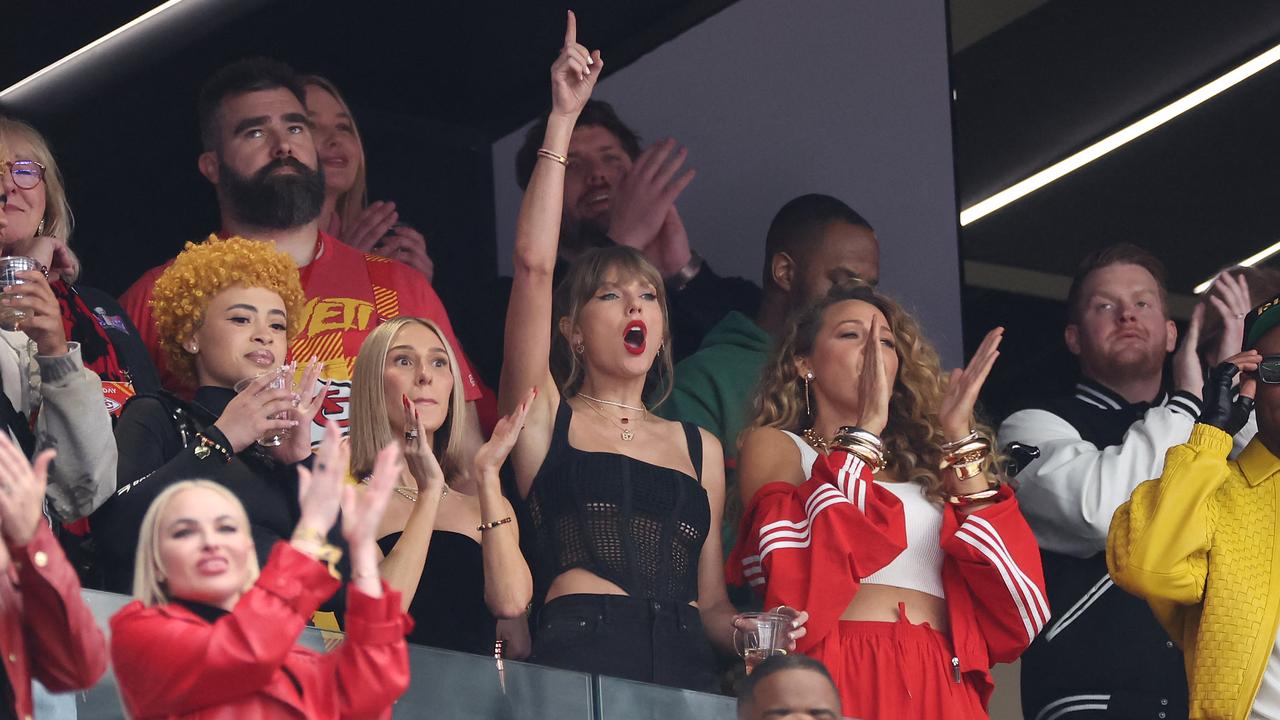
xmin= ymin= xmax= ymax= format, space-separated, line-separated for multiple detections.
xmin=111 ymin=542 xmax=411 ymax=719
xmin=727 ymin=448 xmax=1049 ymax=705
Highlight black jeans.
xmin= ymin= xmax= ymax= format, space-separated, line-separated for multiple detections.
xmin=531 ymin=594 xmax=719 ymax=693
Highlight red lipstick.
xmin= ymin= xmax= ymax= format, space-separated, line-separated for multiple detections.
xmin=623 ymin=320 xmax=647 ymax=355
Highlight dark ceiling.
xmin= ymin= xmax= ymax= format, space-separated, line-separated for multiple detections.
xmin=6 ymin=1 xmax=1279 ymax=301
xmin=0 ymin=0 xmax=734 ymax=303
xmin=954 ymin=0 xmax=1280 ymax=293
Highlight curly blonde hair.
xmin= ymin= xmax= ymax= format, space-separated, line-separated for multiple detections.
xmin=749 ymin=282 xmax=995 ymax=504
xmin=152 ymin=235 xmax=307 ymax=387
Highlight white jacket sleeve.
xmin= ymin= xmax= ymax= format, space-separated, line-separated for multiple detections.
xmin=32 ymin=343 xmax=117 ymax=521
xmin=998 ymin=401 xmax=1197 ymax=558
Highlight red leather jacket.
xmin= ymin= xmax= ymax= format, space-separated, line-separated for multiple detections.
xmin=727 ymin=448 xmax=1049 ymax=705
xmin=111 ymin=542 xmax=411 ymax=719
xmin=0 ymin=521 xmax=107 ymax=719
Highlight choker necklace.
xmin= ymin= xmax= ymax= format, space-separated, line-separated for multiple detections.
xmin=577 ymin=392 xmax=648 ymax=415
xmin=578 ymin=395 xmax=640 ymax=441
xmin=802 ymin=427 xmax=828 ymax=453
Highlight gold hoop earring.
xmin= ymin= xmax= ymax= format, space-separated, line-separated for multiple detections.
xmin=804 ymin=372 xmax=814 ymax=417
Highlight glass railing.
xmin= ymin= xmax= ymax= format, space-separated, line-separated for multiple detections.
xmin=69 ymin=589 xmax=735 ymax=719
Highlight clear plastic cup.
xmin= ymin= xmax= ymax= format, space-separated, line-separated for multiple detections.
xmin=233 ymin=364 xmax=296 ymax=447
xmin=0 ymin=256 xmax=40 ymax=331
xmin=733 ymin=610 xmax=794 ymax=674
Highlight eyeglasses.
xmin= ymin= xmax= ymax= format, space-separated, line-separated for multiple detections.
xmin=5 ymin=161 xmax=44 ymax=191
xmin=1259 ymin=355 xmax=1280 ymax=384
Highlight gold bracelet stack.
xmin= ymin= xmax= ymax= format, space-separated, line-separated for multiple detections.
xmin=536 ymin=148 xmax=568 ymax=166
xmin=947 ymin=487 xmax=1002 ymax=506
xmin=939 ymin=434 xmax=992 ymax=482
xmin=831 ymin=426 xmax=886 ymax=473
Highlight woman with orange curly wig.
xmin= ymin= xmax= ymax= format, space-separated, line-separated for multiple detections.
xmin=91 ymin=236 xmax=330 ymax=594
xmin=727 ymin=282 xmax=1046 ymax=719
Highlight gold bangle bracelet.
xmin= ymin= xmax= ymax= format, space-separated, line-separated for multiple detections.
xmin=536 ymin=148 xmax=568 ymax=166
xmin=477 ymin=517 xmax=513 ymax=532
xmin=941 ymin=448 xmax=990 ymax=470
xmin=941 ymin=430 xmax=981 ymax=452
xmin=950 ymin=460 xmax=986 ymax=481
xmin=947 ymin=486 xmax=1002 ymax=506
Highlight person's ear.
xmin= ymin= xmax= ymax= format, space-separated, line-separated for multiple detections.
xmin=558 ymin=317 xmax=580 ymax=348
xmin=1165 ymin=319 xmax=1178 ymax=354
xmin=772 ymin=252 xmax=796 ymax=293
xmin=1064 ymin=324 xmax=1082 ymax=356
xmin=197 ymin=151 xmax=219 ymax=185
xmin=793 ymin=355 xmax=813 ymax=380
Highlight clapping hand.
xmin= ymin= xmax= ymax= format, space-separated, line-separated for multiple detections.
xmin=938 ymin=327 xmax=1004 ymax=441
xmin=851 ymin=314 xmax=893 ymax=435
xmin=375 ymin=224 xmax=434 ymax=283
xmin=294 ymin=421 xmax=348 ymax=541
xmin=401 ymin=394 xmax=445 ymax=496
xmin=550 ymin=11 xmax=603 ymax=119
xmin=474 ymin=388 xmax=534 ymax=479
xmin=0 ymin=433 xmax=51 ymax=548
xmin=608 ymin=140 xmax=696 ymax=275
xmin=1204 ymin=271 xmax=1253 ymax=368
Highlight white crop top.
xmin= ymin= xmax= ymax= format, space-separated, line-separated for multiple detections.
xmin=782 ymin=430 xmax=945 ymax=599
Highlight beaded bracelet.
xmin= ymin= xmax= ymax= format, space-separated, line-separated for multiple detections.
xmin=477 ymin=517 xmax=513 ymax=532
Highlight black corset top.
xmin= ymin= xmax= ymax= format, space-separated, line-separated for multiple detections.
xmin=526 ymin=399 xmax=710 ymax=604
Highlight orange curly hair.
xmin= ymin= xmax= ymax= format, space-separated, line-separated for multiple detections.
xmin=151 ymin=235 xmax=306 ymax=387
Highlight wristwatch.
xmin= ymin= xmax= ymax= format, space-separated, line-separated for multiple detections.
xmin=666 ymin=251 xmax=704 ymax=293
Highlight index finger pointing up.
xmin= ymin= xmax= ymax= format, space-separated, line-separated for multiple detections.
xmin=565 ymin=9 xmax=577 ymax=47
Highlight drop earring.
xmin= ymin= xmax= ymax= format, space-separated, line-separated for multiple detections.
xmin=35 ymin=218 xmax=45 ymax=237
xmin=804 ymin=372 xmax=814 ymax=416
xmin=574 ymin=342 xmax=585 ymax=355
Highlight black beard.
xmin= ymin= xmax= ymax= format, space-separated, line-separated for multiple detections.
xmin=219 ymin=156 xmax=325 ymax=230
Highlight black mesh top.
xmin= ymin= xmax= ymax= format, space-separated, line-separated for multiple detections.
xmin=526 ymin=399 xmax=709 ymax=604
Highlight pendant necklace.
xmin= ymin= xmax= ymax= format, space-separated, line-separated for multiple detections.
xmin=578 ymin=393 xmax=645 ymax=441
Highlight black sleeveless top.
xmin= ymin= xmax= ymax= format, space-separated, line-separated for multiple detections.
xmin=377 ymin=530 xmax=496 ymax=656
xmin=526 ymin=400 xmax=709 ymax=604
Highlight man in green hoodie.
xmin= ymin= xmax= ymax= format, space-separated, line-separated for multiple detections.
xmin=660 ymin=193 xmax=879 ymax=552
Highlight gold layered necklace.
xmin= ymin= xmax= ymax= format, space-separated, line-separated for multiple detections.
xmin=802 ymin=427 xmax=828 ymax=453
xmin=578 ymin=393 xmax=647 ymax=441
xmin=361 ymin=477 xmax=449 ymax=503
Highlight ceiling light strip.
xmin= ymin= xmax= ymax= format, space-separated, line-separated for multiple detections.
xmin=960 ymin=41 xmax=1280 ymax=227
xmin=1193 ymin=238 xmax=1280 ymax=294
xmin=0 ymin=0 xmax=193 ymax=99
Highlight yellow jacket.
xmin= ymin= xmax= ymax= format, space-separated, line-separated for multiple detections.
xmin=1107 ymin=424 xmax=1280 ymax=720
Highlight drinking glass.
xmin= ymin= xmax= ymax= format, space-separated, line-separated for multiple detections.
xmin=733 ymin=610 xmax=793 ymax=675
xmin=233 ymin=364 xmax=296 ymax=447
xmin=0 ymin=256 xmax=40 ymax=331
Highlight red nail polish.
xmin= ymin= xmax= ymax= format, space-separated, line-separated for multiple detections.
xmin=532 ymin=387 xmax=539 ymax=398
xmin=402 ymin=395 xmax=411 ymax=412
